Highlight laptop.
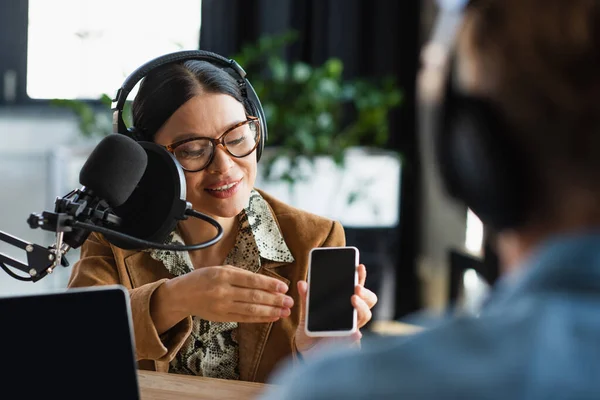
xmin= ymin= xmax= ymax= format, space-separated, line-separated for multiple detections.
xmin=0 ymin=285 xmax=140 ymax=400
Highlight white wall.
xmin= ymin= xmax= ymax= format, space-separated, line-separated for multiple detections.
xmin=0 ymin=107 xmax=87 ymax=296
xmin=254 ymin=147 xmax=402 ymax=228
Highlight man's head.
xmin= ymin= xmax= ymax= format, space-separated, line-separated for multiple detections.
xmin=440 ymin=0 xmax=600 ymax=268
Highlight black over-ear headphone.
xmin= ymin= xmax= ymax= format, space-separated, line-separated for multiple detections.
xmin=111 ymin=50 xmax=268 ymax=162
xmin=434 ymin=52 xmax=533 ymax=232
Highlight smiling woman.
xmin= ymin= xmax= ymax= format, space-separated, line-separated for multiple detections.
xmin=66 ymin=51 xmax=379 ymax=384
xmin=153 ymin=93 xmax=259 ymax=220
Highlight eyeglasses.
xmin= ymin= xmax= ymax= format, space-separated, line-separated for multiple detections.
xmin=164 ymin=116 xmax=261 ymax=172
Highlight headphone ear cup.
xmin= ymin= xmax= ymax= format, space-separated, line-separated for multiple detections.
xmin=113 ymin=109 xmax=140 ymax=141
xmin=255 ymin=114 xmax=266 ymax=163
xmin=243 ymin=99 xmax=266 ymax=162
xmin=438 ymin=96 xmax=528 ymax=230
xmin=113 ymin=50 xmax=267 ymax=159
xmin=239 ymin=78 xmax=267 ymax=163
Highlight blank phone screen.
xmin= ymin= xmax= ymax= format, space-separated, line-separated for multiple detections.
xmin=307 ymin=247 xmax=357 ymax=332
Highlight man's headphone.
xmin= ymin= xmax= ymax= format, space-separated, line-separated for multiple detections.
xmin=111 ymin=50 xmax=268 ymax=162
xmin=432 ymin=6 xmax=533 ymax=232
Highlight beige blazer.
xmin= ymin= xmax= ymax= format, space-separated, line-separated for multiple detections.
xmin=67 ymin=189 xmax=345 ymax=383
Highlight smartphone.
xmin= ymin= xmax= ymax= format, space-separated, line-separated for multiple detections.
xmin=305 ymin=246 xmax=359 ymax=337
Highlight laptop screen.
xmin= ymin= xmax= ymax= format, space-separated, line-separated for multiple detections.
xmin=0 ymin=285 xmax=140 ymax=400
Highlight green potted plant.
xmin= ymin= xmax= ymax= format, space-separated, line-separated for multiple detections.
xmin=232 ymin=31 xmax=403 ymax=226
xmin=232 ymin=31 xmax=403 ymax=187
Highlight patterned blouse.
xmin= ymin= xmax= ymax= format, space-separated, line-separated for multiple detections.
xmin=148 ymin=190 xmax=295 ymax=379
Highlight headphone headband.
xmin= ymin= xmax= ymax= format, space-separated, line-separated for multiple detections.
xmin=111 ymin=50 xmax=267 ymax=161
xmin=111 ymin=50 xmax=246 ymax=113
xmin=427 ymin=1 xmax=531 ymax=231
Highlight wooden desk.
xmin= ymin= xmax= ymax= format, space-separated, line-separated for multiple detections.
xmin=138 ymin=370 xmax=270 ymax=400
xmin=370 ymin=320 xmax=424 ymax=336
xmin=136 ymin=322 xmax=422 ymax=399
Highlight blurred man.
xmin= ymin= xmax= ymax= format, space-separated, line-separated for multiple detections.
xmin=259 ymin=0 xmax=600 ymax=398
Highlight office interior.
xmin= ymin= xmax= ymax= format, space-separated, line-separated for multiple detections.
xmin=0 ymin=0 xmax=491 ymax=332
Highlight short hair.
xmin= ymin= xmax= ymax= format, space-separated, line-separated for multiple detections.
xmin=459 ymin=0 xmax=600 ymax=199
xmin=131 ymin=60 xmax=246 ymax=142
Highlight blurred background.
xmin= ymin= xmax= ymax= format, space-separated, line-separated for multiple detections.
xmin=0 ymin=0 xmax=494 ymax=325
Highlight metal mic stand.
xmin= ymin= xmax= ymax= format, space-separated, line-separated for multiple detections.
xmin=0 ymin=212 xmax=71 ymax=282
xmin=0 ymin=188 xmax=120 ymax=282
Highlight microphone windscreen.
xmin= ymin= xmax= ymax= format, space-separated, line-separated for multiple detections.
xmin=107 ymin=142 xmax=189 ymax=250
xmin=79 ymin=134 xmax=148 ymax=207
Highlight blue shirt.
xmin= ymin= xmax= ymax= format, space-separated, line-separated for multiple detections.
xmin=260 ymin=232 xmax=600 ymax=399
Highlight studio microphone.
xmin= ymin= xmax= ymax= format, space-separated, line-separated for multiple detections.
xmin=71 ymin=135 xmax=224 ymax=251
xmin=0 ymin=134 xmax=223 ymax=283
xmin=1 ymin=134 xmax=149 ymax=282
xmin=55 ymin=134 xmax=149 ymax=250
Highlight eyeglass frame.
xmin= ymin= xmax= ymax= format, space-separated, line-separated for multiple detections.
xmin=163 ymin=116 xmax=261 ymax=172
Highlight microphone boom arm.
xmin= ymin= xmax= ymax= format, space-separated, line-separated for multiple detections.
xmin=0 ymin=206 xmax=224 ymax=282
xmin=0 ymin=229 xmax=65 ymax=282
xmin=0 ymin=190 xmax=110 ymax=282
xmin=1 ymin=190 xmax=224 ymax=282
xmin=0 ymin=137 xmax=226 ymax=282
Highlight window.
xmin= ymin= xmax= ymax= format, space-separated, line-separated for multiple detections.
xmin=465 ymin=208 xmax=484 ymax=256
xmin=27 ymin=0 xmax=202 ymax=100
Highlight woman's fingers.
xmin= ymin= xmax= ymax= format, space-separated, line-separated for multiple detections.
xmin=196 ymin=266 xmax=294 ymax=323
xmin=357 ymin=264 xmax=367 ymax=287
xmin=226 ymin=313 xmax=283 ymax=323
xmin=355 ymin=285 xmax=378 ymax=309
xmin=352 ymin=294 xmax=373 ymax=328
xmin=294 ymin=280 xmax=319 ymax=354
xmin=227 ymin=283 xmax=293 ymax=320
xmin=223 ymin=265 xmax=289 ymax=293
xmin=297 ymin=280 xmax=308 ymax=321
xmin=230 ymin=287 xmax=294 ymax=309
xmin=230 ymin=301 xmax=291 ymax=319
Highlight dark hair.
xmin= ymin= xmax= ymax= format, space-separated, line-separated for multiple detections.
xmin=461 ymin=0 xmax=600 ymax=195
xmin=131 ymin=60 xmax=246 ymax=142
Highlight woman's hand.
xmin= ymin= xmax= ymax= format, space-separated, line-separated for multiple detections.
xmin=151 ymin=265 xmax=294 ymax=333
xmin=294 ymin=264 xmax=378 ymax=357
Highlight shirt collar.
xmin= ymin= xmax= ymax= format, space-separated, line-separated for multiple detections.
xmin=484 ymin=231 xmax=600 ymax=312
xmin=244 ymin=189 xmax=295 ymax=263
xmin=148 ymin=190 xmax=294 ymax=276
